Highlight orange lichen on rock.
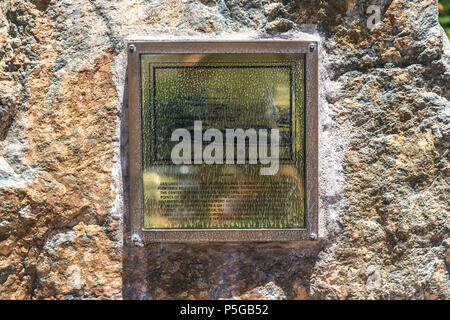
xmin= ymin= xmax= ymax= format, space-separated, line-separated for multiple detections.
xmin=0 ymin=0 xmax=121 ymax=299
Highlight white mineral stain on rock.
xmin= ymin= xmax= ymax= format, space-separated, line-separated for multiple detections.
xmin=66 ymin=265 xmax=83 ymax=291
xmin=233 ymin=282 xmax=287 ymax=300
xmin=258 ymin=282 xmax=287 ymax=300
xmin=0 ymin=157 xmax=24 ymax=188
xmin=365 ymin=265 xmax=382 ymax=293
xmin=44 ymin=231 xmax=77 ymax=256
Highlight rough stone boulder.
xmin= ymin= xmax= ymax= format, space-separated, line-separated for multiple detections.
xmin=0 ymin=0 xmax=448 ymax=299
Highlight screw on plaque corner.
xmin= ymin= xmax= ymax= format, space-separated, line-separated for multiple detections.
xmin=310 ymin=232 xmax=318 ymax=241
xmin=309 ymin=42 xmax=316 ymax=53
xmin=129 ymin=44 xmax=136 ymax=54
xmin=131 ymin=233 xmax=143 ymax=246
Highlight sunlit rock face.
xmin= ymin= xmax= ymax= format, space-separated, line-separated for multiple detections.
xmin=0 ymin=0 xmax=449 ymax=299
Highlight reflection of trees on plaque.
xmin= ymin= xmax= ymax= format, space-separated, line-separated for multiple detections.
xmin=140 ymin=53 xmax=306 ymax=230
xmin=153 ymin=64 xmax=294 ymax=162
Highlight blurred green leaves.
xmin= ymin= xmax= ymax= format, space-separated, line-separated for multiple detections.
xmin=439 ymin=1 xmax=450 ymax=38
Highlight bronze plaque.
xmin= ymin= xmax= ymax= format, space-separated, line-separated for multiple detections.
xmin=128 ymin=41 xmax=318 ymax=242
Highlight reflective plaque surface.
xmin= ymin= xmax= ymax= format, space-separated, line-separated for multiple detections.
xmin=141 ymin=53 xmax=305 ymax=229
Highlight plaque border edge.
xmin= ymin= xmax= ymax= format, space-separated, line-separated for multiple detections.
xmin=128 ymin=40 xmax=319 ymax=243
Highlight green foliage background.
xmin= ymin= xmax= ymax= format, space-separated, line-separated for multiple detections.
xmin=439 ymin=1 xmax=450 ymax=37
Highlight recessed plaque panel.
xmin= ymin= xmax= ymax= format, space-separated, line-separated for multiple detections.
xmin=128 ymin=41 xmax=318 ymax=242
xmin=141 ymin=53 xmax=304 ymax=229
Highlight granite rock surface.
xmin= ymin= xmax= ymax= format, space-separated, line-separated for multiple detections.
xmin=0 ymin=0 xmax=448 ymax=299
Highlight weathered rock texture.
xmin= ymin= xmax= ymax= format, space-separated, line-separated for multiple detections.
xmin=0 ymin=0 xmax=449 ymax=299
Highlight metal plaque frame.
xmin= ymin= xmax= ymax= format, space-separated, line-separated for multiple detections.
xmin=128 ymin=40 xmax=318 ymax=242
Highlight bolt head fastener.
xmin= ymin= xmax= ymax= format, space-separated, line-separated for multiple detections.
xmin=310 ymin=232 xmax=318 ymax=240
xmin=309 ymin=42 xmax=316 ymax=52
xmin=131 ymin=233 xmax=142 ymax=242
xmin=129 ymin=44 xmax=136 ymax=54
